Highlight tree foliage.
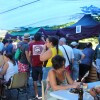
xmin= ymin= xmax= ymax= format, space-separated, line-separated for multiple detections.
xmin=51 ymin=22 xmax=75 ymax=29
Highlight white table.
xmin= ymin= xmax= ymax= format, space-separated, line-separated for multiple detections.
xmin=50 ymin=81 xmax=100 ymax=100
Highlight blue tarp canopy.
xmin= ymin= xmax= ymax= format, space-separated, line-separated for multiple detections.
xmin=5 ymin=14 xmax=100 ymax=40
xmin=69 ymin=14 xmax=100 ymax=27
xmin=58 ymin=14 xmax=100 ymax=40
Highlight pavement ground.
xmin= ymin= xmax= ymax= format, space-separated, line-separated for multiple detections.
xmin=4 ymin=77 xmax=42 ymax=100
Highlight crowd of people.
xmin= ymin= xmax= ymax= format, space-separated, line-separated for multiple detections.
xmin=0 ymin=33 xmax=100 ymax=100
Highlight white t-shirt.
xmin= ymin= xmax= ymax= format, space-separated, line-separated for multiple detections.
xmin=59 ymin=45 xmax=74 ymax=67
xmin=4 ymin=61 xmax=18 ymax=81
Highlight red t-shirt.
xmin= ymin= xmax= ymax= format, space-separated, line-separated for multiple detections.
xmin=29 ymin=41 xmax=44 ymax=67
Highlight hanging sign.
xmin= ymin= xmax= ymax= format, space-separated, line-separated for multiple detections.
xmin=76 ymin=25 xmax=81 ymax=33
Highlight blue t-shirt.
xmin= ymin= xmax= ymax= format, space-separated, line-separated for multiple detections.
xmin=73 ymin=48 xmax=83 ymax=65
xmin=6 ymin=43 xmax=13 ymax=53
xmin=81 ymin=48 xmax=94 ymax=65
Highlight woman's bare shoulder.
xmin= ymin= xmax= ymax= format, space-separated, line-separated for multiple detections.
xmin=48 ymin=69 xmax=55 ymax=75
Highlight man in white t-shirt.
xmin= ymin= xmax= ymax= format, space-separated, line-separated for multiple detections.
xmin=59 ymin=37 xmax=74 ymax=74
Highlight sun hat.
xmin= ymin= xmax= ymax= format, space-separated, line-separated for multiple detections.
xmin=23 ymin=33 xmax=30 ymax=39
xmin=70 ymin=41 xmax=79 ymax=46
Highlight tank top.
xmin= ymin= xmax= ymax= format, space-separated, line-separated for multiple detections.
xmin=54 ymin=70 xmax=68 ymax=85
xmin=4 ymin=61 xmax=17 ymax=81
xmin=46 ymin=47 xmax=63 ymax=67
xmin=44 ymin=70 xmax=68 ymax=100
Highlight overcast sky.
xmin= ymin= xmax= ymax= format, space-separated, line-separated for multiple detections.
xmin=0 ymin=0 xmax=100 ymax=30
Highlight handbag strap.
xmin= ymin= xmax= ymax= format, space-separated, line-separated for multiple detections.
xmin=62 ymin=46 xmax=71 ymax=64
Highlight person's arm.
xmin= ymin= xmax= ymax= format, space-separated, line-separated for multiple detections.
xmin=28 ymin=43 xmax=33 ymax=64
xmin=25 ymin=50 xmax=30 ymax=64
xmin=71 ymin=58 xmax=74 ymax=65
xmin=48 ymin=70 xmax=78 ymax=91
xmin=65 ymin=71 xmax=81 ymax=86
xmin=28 ymin=50 xmax=31 ymax=64
xmin=0 ymin=63 xmax=8 ymax=76
xmin=78 ymin=51 xmax=85 ymax=63
xmin=70 ymin=48 xmax=74 ymax=64
xmin=65 ymin=71 xmax=74 ymax=84
xmin=40 ymin=49 xmax=52 ymax=61
xmin=25 ymin=45 xmax=30 ymax=64
xmin=81 ymin=53 xmax=85 ymax=60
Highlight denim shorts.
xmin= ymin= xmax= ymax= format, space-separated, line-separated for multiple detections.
xmin=42 ymin=67 xmax=52 ymax=80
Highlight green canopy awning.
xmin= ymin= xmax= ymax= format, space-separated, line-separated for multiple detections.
xmin=10 ymin=27 xmax=40 ymax=36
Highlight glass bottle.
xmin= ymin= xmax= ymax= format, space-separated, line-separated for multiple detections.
xmin=78 ymin=85 xmax=83 ymax=100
